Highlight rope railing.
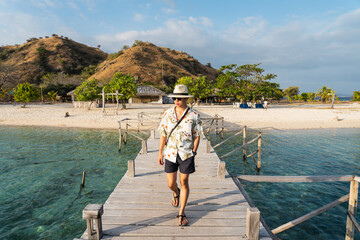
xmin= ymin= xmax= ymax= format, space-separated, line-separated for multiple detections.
xmin=236 ymin=175 xmax=360 ymax=239
xmin=118 ymin=118 xmax=157 ymax=154
xmin=219 ymin=135 xmax=260 ymax=158
xmin=213 ymin=129 xmax=244 ymax=149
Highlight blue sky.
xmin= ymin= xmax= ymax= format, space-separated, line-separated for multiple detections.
xmin=1 ymin=0 xmax=359 ymax=95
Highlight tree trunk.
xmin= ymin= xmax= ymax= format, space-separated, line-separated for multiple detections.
xmin=22 ymin=102 xmax=27 ymax=108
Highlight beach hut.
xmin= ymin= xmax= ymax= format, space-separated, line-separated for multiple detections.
xmin=129 ymin=85 xmax=166 ymax=104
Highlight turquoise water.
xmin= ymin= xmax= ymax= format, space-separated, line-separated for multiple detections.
xmin=210 ymin=128 xmax=360 ymax=240
xmin=0 ymin=126 xmax=142 ymax=240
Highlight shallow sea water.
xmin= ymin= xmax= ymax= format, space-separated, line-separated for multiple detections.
xmin=0 ymin=126 xmax=142 ymax=240
xmin=210 ymin=128 xmax=360 ymax=240
xmin=1 ymin=126 xmax=360 ymax=240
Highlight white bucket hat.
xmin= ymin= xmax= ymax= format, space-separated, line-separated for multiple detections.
xmin=168 ymin=84 xmax=193 ymax=98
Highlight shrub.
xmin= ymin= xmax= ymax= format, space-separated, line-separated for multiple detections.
xmin=13 ymin=83 xmax=40 ymax=107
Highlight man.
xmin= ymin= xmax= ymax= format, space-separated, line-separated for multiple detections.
xmin=157 ymin=84 xmax=201 ymax=226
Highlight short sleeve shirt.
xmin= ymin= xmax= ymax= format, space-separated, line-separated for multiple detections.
xmin=157 ymin=106 xmax=202 ymax=163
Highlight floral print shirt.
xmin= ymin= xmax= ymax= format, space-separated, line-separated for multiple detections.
xmin=158 ymin=106 xmax=202 ymax=163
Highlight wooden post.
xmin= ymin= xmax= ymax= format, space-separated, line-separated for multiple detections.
xmin=118 ymin=122 xmax=122 ymax=152
xmin=124 ymin=123 xmax=128 ymax=144
xmin=246 ymin=207 xmax=260 ymax=240
xmin=221 ymin=117 xmax=224 ymax=139
xmin=141 ymin=140 xmax=147 ymax=154
xmin=127 ymin=160 xmax=135 ymax=177
xmin=150 ymin=130 xmax=155 ymax=139
xmin=217 ymin=161 xmax=226 ymax=179
xmin=206 ymin=140 xmax=211 ymax=153
xmin=81 ymin=170 xmax=86 ymax=187
xmin=116 ymin=90 xmax=119 ymax=115
xmin=215 ymin=114 xmax=219 ymax=135
xmin=82 ymin=204 xmax=104 ymax=240
xmin=257 ymin=132 xmax=262 ymax=170
xmin=346 ymin=179 xmax=359 ymax=240
xmin=243 ymin=126 xmax=247 ymax=160
xmin=102 ymin=88 xmax=105 ymax=115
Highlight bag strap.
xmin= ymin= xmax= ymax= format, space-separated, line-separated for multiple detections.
xmin=165 ymin=107 xmax=190 ymax=146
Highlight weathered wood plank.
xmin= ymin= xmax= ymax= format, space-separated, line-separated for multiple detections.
xmin=237 ymin=175 xmax=353 ymax=182
xmin=102 ymin=225 xmax=246 ymax=236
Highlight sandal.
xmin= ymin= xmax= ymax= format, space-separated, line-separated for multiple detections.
xmin=177 ymin=214 xmax=188 ymax=226
xmin=172 ymin=187 xmax=180 ymax=207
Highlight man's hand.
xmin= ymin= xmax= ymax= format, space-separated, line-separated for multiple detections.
xmin=158 ymin=152 xmax=164 ymax=165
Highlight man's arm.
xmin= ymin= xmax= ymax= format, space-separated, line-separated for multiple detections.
xmin=193 ymin=135 xmax=200 ymax=154
xmin=158 ymin=135 xmax=167 ymax=165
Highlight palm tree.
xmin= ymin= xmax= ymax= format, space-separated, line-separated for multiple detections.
xmin=316 ymin=86 xmax=333 ymax=103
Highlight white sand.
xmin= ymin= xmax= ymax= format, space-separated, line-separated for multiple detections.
xmin=0 ymin=102 xmax=360 ymax=130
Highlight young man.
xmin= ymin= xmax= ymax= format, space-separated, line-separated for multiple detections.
xmin=157 ymin=84 xmax=201 ymax=226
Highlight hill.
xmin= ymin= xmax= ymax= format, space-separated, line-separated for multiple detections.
xmin=90 ymin=41 xmax=218 ymax=86
xmin=0 ymin=35 xmax=107 ymax=87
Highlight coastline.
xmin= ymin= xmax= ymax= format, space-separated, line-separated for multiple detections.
xmin=0 ymin=102 xmax=360 ymax=131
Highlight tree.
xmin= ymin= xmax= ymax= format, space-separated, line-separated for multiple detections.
xmin=284 ymin=86 xmax=299 ymax=102
xmin=104 ymin=72 xmax=137 ymax=109
xmin=13 ymin=83 xmax=40 ymax=107
xmin=47 ymin=90 xmax=57 ymax=103
xmin=215 ymin=63 xmax=280 ymax=102
xmin=74 ymin=78 xmax=101 ymax=109
xmin=301 ymin=92 xmax=309 ymax=102
xmin=0 ymin=63 xmax=17 ymax=92
xmin=308 ymin=92 xmax=316 ymax=102
xmin=316 ymin=86 xmax=333 ymax=103
xmin=176 ymin=75 xmax=214 ymax=104
xmin=353 ymin=91 xmax=360 ymax=101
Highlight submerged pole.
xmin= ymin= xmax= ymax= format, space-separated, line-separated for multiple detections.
xmin=243 ymin=126 xmax=247 ymax=160
xmin=81 ymin=171 xmax=86 ymax=188
xmin=257 ymin=132 xmax=262 ymax=170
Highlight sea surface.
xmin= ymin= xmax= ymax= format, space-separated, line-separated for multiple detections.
xmin=210 ymin=128 xmax=360 ymax=240
xmin=0 ymin=126 xmax=142 ymax=240
xmin=1 ymin=126 xmax=360 ymax=240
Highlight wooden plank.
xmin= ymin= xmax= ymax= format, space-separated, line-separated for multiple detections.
xmin=272 ymin=194 xmax=349 ymax=234
xmin=106 ymin=237 xmax=247 ymax=240
xmin=104 ymin=203 xmax=249 ymax=211
xmin=102 ymin=225 xmax=246 ymax=236
xmin=101 ymin=216 xmax=246 ymax=227
xmin=347 ymin=212 xmax=360 ymax=233
xmin=237 ymin=175 xmax=354 ymax=183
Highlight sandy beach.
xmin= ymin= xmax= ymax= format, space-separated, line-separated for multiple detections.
xmin=0 ymin=102 xmax=360 ymax=130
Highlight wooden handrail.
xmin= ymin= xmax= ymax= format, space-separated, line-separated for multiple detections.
xmin=236 ymin=175 xmax=354 ymax=182
xmin=213 ymin=129 xmax=243 ymax=149
xmin=219 ymin=135 xmax=260 ymax=159
xmin=347 ymin=211 xmax=360 ymax=233
xmin=272 ymin=194 xmax=349 ymax=234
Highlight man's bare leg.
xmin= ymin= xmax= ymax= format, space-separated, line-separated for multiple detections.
xmin=179 ymin=172 xmax=190 ymax=225
xmin=166 ymin=172 xmax=180 ymax=206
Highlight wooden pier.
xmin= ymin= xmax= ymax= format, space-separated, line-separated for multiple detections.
xmin=79 ymin=132 xmax=272 ymax=240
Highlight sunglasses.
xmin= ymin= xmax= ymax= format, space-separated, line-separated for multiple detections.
xmin=172 ymin=98 xmax=183 ymax=101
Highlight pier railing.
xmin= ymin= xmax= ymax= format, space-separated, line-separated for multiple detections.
xmin=236 ymin=175 xmax=360 ymax=240
xmin=202 ymin=114 xmax=224 ymax=138
xmin=210 ymin=126 xmax=262 ymax=170
xmin=117 ymin=118 xmax=157 ymax=154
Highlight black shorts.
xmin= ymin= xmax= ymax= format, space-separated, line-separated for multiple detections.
xmin=165 ymin=154 xmax=195 ymax=174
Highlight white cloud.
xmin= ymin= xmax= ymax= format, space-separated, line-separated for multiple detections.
xmin=134 ymin=13 xmax=145 ymax=22
xmin=162 ymin=7 xmax=176 ymax=14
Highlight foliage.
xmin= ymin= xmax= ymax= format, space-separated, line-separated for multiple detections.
xmin=316 ymin=86 xmax=334 ymax=103
xmin=176 ymin=75 xmax=214 ymax=102
xmin=13 ymin=82 xmax=40 ymax=107
xmin=81 ymin=64 xmax=98 ymax=79
xmin=301 ymin=92 xmax=309 ymax=102
xmin=44 ymin=83 xmax=77 ymax=97
xmin=74 ymin=78 xmax=101 ymax=101
xmin=104 ymin=72 xmax=137 ymax=101
xmin=36 ymin=47 xmax=48 ymax=69
xmin=284 ymin=86 xmax=299 ymax=102
xmin=132 ymin=40 xmax=144 ymax=47
xmin=353 ymin=91 xmax=360 ymax=101
xmin=107 ymin=51 xmax=123 ymax=61
xmin=122 ymin=45 xmax=130 ymax=50
xmin=0 ymin=63 xmax=17 ymax=90
xmin=47 ymin=90 xmax=57 ymax=102
xmin=215 ymin=63 xmax=281 ymax=101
